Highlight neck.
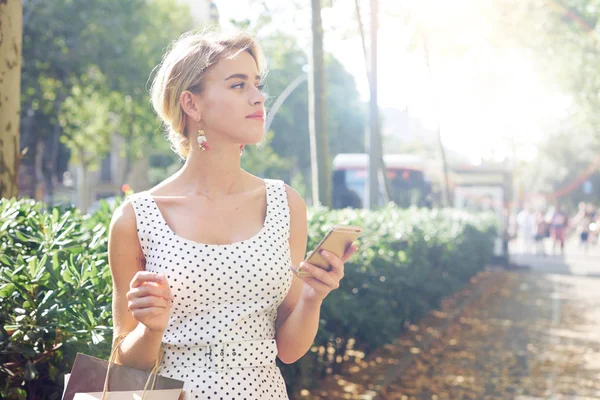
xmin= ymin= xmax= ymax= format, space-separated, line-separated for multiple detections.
xmin=176 ymin=143 xmax=246 ymax=199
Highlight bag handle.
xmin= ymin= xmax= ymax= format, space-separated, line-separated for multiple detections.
xmin=101 ymin=332 xmax=165 ymax=400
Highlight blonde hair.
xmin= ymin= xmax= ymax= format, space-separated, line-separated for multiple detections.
xmin=149 ymin=30 xmax=265 ymax=160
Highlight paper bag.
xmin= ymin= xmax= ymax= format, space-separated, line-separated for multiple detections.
xmin=73 ymin=389 xmax=183 ymax=399
xmin=62 ymin=333 xmax=184 ymax=400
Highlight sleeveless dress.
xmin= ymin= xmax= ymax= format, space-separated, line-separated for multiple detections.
xmin=129 ymin=179 xmax=293 ymax=399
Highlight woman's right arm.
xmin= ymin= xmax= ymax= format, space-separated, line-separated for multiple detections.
xmin=108 ymin=200 xmax=173 ymax=370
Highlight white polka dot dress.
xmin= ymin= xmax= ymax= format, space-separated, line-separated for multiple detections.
xmin=129 ymin=179 xmax=293 ymax=399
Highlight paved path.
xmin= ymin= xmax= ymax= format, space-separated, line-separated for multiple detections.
xmin=510 ymin=238 xmax=600 ymax=276
xmin=297 ymin=243 xmax=600 ymax=399
xmin=382 ymin=245 xmax=600 ymax=399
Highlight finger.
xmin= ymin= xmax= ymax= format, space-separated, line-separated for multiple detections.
xmin=290 ymin=262 xmax=333 ymax=282
xmin=127 ymin=284 xmax=174 ymax=301
xmin=319 ymin=251 xmax=345 ymax=276
xmin=130 ymin=272 xmax=168 ymax=289
xmin=131 ymin=307 xmax=168 ymax=321
xmin=297 ymin=262 xmax=340 ymax=288
xmin=303 ymin=277 xmax=336 ymax=294
xmin=290 ymin=264 xmax=314 ymax=281
xmin=129 ymin=296 xmax=170 ymax=311
xmin=130 ymin=272 xmax=169 ymax=289
xmin=341 ymin=245 xmax=359 ymax=263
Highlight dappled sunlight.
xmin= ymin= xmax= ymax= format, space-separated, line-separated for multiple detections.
xmin=3 ymin=0 xmax=600 ymax=398
xmin=295 ymin=271 xmax=600 ymax=399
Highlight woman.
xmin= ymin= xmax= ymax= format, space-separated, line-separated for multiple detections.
xmin=107 ymin=31 xmax=357 ymax=399
xmin=549 ymin=205 xmax=568 ymax=256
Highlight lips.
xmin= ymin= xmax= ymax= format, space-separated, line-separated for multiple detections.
xmin=246 ymin=111 xmax=265 ymax=120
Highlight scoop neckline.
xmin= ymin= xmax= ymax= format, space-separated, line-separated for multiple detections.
xmin=144 ymin=179 xmax=271 ymax=248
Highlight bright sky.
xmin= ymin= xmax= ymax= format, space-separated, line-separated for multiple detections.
xmin=216 ymin=0 xmax=571 ymax=164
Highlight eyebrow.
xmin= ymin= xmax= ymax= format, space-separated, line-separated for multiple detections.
xmin=224 ymin=73 xmax=261 ymax=81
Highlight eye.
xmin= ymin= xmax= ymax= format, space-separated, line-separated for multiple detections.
xmin=232 ymin=82 xmax=245 ymax=89
xmin=257 ymin=84 xmax=265 ymax=91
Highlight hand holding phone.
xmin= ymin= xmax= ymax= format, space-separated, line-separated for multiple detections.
xmin=296 ymin=225 xmax=363 ymax=278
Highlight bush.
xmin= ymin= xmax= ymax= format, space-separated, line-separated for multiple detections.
xmin=0 ymin=197 xmax=118 ymax=399
xmin=0 ymin=198 xmax=495 ymax=399
xmin=279 ymin=205 xmax=496 ymax=393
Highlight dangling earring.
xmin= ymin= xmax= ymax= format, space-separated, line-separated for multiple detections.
xmin=197 ymin=127 xmax=209 ymax=151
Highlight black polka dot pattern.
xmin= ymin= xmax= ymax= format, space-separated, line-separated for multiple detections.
xmin=129 ymin=179 xmax=293 ymax=399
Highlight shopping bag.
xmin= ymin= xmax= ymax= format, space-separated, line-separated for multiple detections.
xmin=62 ymin=333 xmax=185 ymax=400
xmin=73 ymin=390 xmax=183 ymax=399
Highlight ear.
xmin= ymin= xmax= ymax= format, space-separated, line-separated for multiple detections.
xmin=180 ymin=91 xmax=202 ymax=121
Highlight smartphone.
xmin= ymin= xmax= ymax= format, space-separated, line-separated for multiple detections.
xmin=297 ymin=224 xmax=363 ymax=277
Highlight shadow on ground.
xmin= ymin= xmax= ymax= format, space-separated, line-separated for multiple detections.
xmin=294 ymin=267 xmax=600 ymax=399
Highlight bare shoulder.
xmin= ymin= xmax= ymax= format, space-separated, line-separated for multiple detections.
xmin=108 ymin=198 xmax=145 ymax=338
xmin=109 ymin=198 xmax=138 ymax=236
xmin=108 ymin=198 xmax=144 ymax=266
xmin=284 ymin=184 xmax=307 ymax=217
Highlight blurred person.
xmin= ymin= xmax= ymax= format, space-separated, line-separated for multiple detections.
xmin=516 ymin=206 xmax=536 ymax=254
xmin=534 ymin=210 xmax=548 ymax=256
xmin=591 ymin=208 xmax=600 ymax=247
xmin=549 ymin=204 xmax=569 ymax=256
xmin=107 ymin=30 xmax=358 ymax=399
xmin=572 ymin=202 xmax=594 ymax=254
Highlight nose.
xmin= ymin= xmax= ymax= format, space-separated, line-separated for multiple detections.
xmin=249 ymin=86 xmax=265 ymax=106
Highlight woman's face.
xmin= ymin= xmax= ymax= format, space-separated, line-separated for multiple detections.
xmin=197 ymin=50 xmax=265 ymax=146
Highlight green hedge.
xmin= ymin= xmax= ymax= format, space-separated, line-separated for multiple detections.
xmin=0 ymin=198 xmax=115 ymax=399
xmin=0 ymin=197 xmax=496 ymax=399
xmin=280 ymin=206 xmax=496 ymax=393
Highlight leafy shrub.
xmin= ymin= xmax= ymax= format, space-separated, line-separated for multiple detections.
xmin=0 ymin=198 xmax=495 ymax=399
xmin=0 ymin=198 xmax=118 ymax=399
xmin=279 ymin=205 xmax=496 ymax=393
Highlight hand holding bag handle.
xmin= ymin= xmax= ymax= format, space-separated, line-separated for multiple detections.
xmin=100 ymin=333 xmax=165 ymax=400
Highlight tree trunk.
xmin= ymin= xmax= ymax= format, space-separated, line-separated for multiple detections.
xmin=76 ymin=163 xmax=90 ymax=212
xmin=355 ymin=0 xmax=392 ymax=208
xmin=367 ymin=0 xmax=381 ymax=209
xmin=0 ymin=0 xmax=23 ymax=199
xmin=422 ymin=30 xmax=452 ymax=207
xmin=41 ymin=120 xmax=61 ymax=204
xmin=18 ymin=107 xmax=37 ymax=199
xmin=309 ymin=0 xmax=330 ymax=207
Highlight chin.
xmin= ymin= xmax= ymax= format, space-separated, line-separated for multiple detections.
xmin=244 ymin=130 xmax=265 ymax=145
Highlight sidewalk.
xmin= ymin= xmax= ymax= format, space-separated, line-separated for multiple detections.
xmin=382 ymin=271 xmax=600 ymax=399
xmin=297 ymin=253 xmax=600 ymax=399
xmin=510 ymin=238 xmax=600 ymax=276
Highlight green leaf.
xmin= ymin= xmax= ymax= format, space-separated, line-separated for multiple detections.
xmin=0 ymin=283 xmax=15 ymax=297
xmin=38 ymin=289 xmax=55 ymax=309
xmin=91 ymin=330 xmax=104 ymax=345
xmin=0 ymin=254 xmax=12 ymax=266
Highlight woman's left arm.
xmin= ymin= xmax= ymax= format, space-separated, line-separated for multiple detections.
xmin=275 ymin=185 xmax=358 ymax=364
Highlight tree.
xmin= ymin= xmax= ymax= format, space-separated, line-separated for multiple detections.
xmin=58 ymin=68 xmax=116 ymax=211
xmin=263 ymin=49 xmax=367 ymax=196
xmin=148 ymin=10 xmax=368 ymax=200
xmin=309 ymin=0 xmax=330 ymax=206
xmin=241 ymin=131 xmax=294 ymax=179
xmin=18 ymin=0 xmax=193 ymax=205
xmin=0 ymin=0 xmax=22 ymax=199
xmin=496 ymin=0 xmax=600 ymax=206
xmin=226 ymin=15 xmax=367 ymax=199
xmin=238 ymin=2 xmax=360 ymax=206
xmin=353 ymin=0 xmax=394 ymax=208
